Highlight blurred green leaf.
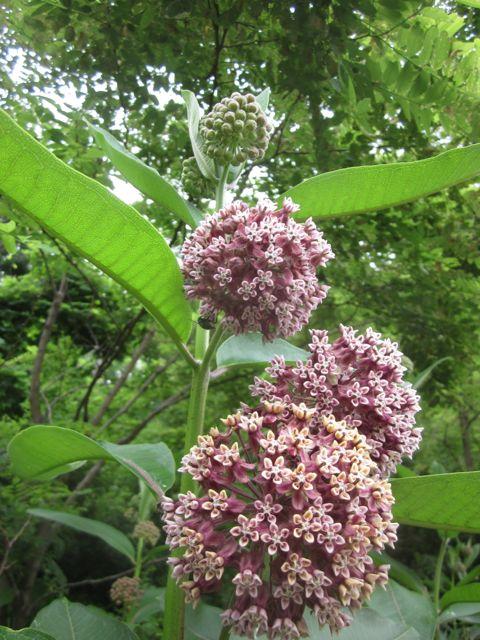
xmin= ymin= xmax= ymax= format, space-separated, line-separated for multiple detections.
xmin=0 ymin=629 xmax=55 ymax=640
xmin=32 ymin=599 xmax=138 ymax=640
xmin=371 ymin=552 xmax=425 ymax=593
xmin=28 ymin=509 xmax=135 ymax=562
xmin=413 ymin=357 xmax=452 ymax=389
xmin=440 ymin=584 xmax=480 ymax=610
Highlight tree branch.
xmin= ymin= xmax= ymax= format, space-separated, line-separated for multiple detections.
xmin=29 ymin=274 xmax=68 ymax=423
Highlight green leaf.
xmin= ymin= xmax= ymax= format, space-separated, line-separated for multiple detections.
xmin=412 ymin=357 xmax=452 ymax=389
xmin=0 ymin=629 xmax=55 ymax=640
xmin=87 ymin=122 xmax=201 ymax=228
xmin=391 ymin=472 xmax=480 ymax=533
xmin=256 ymin=88 xmax=271 ymax=111
xmin=216 ymin=333 xmax=309 ymax=368
xmin=32 ymin=599 xmax=138 ymax=640
xmin=8 ymin=426 xmax=175 ymax=494
xmin=185 ymin=603 xmax=222 ymax=640
xmin=438 ymin=602 xmax=480 ymax=624
xmin=1 ymin=233 xmax=16 ymax=254
xmin=181 ymin=91 xmax=216 ymax=180
xmin=282 ymin=145 xmax=480 ymax=220
xmin=0 ymin=220 xmax=15 ymax=233
xmin=458 ymin=0 xmax=480 ymax=7
xmin=440 ymin=584 xmax=480 ymax=611
xmin=459 ymin=565 xmax=480 ymax=586
xmin=371 ymin=552 xmax=425 ymax=593
xmin=0 ymin=108 xmax=191 ymax=343
xmin=302 ymin=606 xmax=420 ymax=639
xmin=368 ymin=581 xmax=436 ymax=640
xmin=28 ymin=509 xmax=135 ymax=562
xmin=130 ymin=587 xmax=165 ymax=625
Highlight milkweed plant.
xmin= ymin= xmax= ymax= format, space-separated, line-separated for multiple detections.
xmin=2 ymin=85 xmax=478 ymax=640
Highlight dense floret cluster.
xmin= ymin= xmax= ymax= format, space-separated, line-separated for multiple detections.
xmin=110 ymin=576 xmax=142 ymax=607
xmin=133 ymin=520 xmax=160 ymax=546
xmin=181 ymin=198 xmax=334 ymax=339
xmin=252 ymin=327 xmax=422 ymax=474
xmin=199 ymin=92 xmax=272 ymax=165
xmin=161 ymin=403 xmax=396 ymax=639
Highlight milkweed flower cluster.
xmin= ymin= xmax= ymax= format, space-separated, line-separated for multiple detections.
xmin=110 ymin=576 xmax=142 ymax=607
xmin=199 ymin=91 xmax=272 ymax=165
xmin=181 ymin=198 xmax=334 ymax=339
xmin=161 ymin=402 xmax=396 ymax=639
xmin=133 ymin=520 xmax=160 ymax=546
xmin=252 ymin=326 xmax=422 ymax=474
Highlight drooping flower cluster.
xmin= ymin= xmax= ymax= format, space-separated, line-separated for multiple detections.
xmin=181 ymin=198 xmax=334 ymax=339
xmin=181 ymin=156 xmax=213 ymax=199
xmin=252 ymin=326 xmax=422 ymax=475
xmin=161 ymin=402 xmax=396 ymax=639
xmin=199 ymin=92 xmax=272 ymax=165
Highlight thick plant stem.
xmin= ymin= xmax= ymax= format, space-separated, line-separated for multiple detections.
xmin=163 ymin=174 xmax=227 ymax=640
xmin=433 ymin=536 xmax=449 ymax=639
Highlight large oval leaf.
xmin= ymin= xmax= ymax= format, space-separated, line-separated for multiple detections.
xmin=368 ymin=581 xmax=436 ymax=640
xmin=391 ymin=472 xmax=480 ymax=533
xmin=28 ymin=509 xmax=135 ymax=562
xmin=8 ymin=426 xmax=175 ymax=494
xmin=0 ymin=108 xmax=191 ymax=343
xmin=87 ymin=122 xmax=201 ymax=228
xmin=283 ymin=144 xmax=480 ymax=220
xmin=216 ymin=333 xmax=309 ymax=368
xmin=32 ymin=599 xmax=138 ymax=640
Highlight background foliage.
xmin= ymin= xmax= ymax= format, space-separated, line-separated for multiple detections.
xmin=0 ymin=0 xmax=479 ymax=638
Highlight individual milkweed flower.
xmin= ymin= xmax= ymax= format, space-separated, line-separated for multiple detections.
xmin=109 ymin=576 xmax=142 ymax=607
xmin=181 ymin=198 xmax=334 ymax=339
xmin=251 ymin=326 xmax=422 ymax=474
xmin=161 ymin=403 xmax=396 ymax=639
xmin=199 ymin=92 xmax=272 ymax=165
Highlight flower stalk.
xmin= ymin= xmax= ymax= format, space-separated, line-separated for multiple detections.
xmin=163 ymin=165 xmax=228 ymax=640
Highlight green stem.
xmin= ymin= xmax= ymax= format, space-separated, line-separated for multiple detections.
xmin=434 ymin=536 xmax=449 ymax=638
xmin=163 ymin=169 xmax=227 ymax=640
xmin=219 ymin=627 xmax=231 ymax=640
xmin=133 ymin=538 xmax=144 ymax=579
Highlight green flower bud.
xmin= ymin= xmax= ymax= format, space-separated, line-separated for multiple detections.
xmin=199 ymin=90 xmax=272 ymax=166
xmin=181 ymin=156 xmax=213 ymax=199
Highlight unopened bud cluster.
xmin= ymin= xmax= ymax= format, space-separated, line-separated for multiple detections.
xmin=252 ymin=326 xmax=422 ymax=474
xmin=181 ymin=156 xmax=213 ymax=199
xmin=181 ymin=198 xmax=333 ymax=339
xmin=161 ymin=404 xmax=396 ymax=639
xmin=109 ymin=576 xmax=142 ymax=607
xmin=199 ymin=92 xmax=272 ymax=165
xmin=133 ymin=520 xmax=160 ymax=546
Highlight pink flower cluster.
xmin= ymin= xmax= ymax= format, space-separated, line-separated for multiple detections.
xmin=252 ymin=326 xmax=422 ymax=474
xmin=181 ymin=198 xmax=334 ymax=339
xmin=161 ymin=402 xmax=396 ymax=639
